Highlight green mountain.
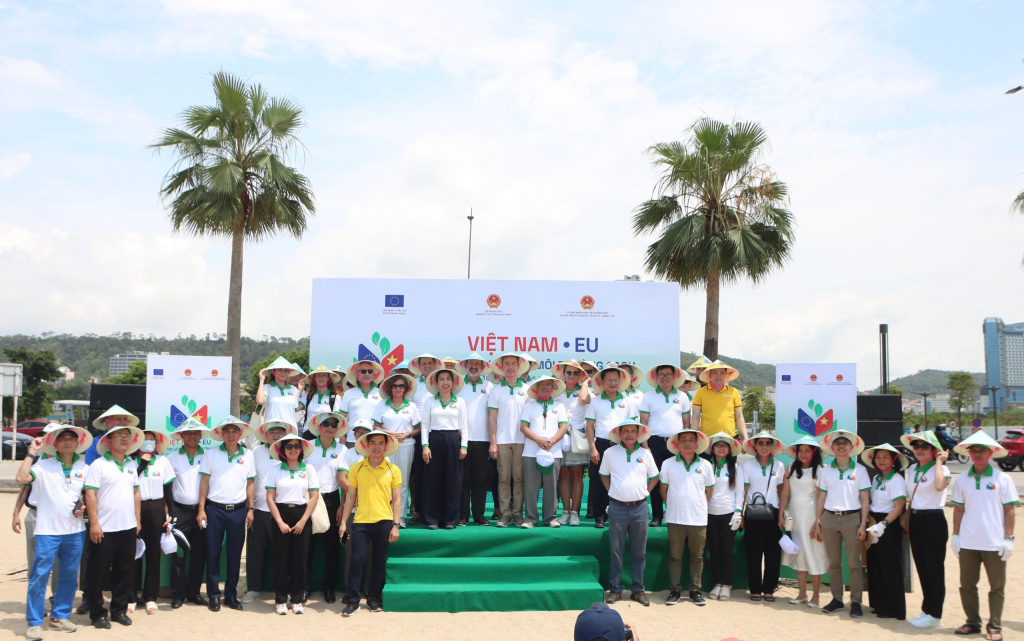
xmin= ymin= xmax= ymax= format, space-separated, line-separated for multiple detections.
xmin=884 ymin=369 xmax=986 ymax=396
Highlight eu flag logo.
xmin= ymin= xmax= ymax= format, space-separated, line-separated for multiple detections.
xmin=385 ymin=295 xmax=405 ymax=308
xmin=781 ymin=375 xmax=791 ymax=382
xmin=154 ymin=369 xmax=164 ymax=375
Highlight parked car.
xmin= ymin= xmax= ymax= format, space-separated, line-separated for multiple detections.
xmin=997 ymin=430 xmax=1024 ymax=472
xmin=16 ymin=420 xmax=50 ymax=438
xmin=1 ymin=433 xmax=33 ymax=460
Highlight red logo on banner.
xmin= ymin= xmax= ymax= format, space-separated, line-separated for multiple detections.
xmin=184 ymin=369 xmax=192 ymax=377
xmin=211 ymin=369 xmax=219 ymax=377
xmin=836 ymin=374 xmax=843 ymax=382
xmin=581 ymin=295 xmax=595 ymax=310
xmin=487 ymin=294 xmax=501 ymax=308
xmin=810 ymin=374 xmax=817 ymax=382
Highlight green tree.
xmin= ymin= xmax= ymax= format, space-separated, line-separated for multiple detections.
xmin=634 ymin=118 xmax=795 ymax=359
xmin=106 ymin=360 xmax=148 ymax=385
xmin=152 ymin=72 xmax=315 ymax=415
xmin=2 ymin=347 xmax=61 ymax=422
xmin=947 ymin=371 xmax=978 ymax=429
xmin=887 ymin=385 xmax=903 ymax=396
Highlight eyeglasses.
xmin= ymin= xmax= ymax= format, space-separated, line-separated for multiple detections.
xmin=358 ymin=369 xmax=375 ymax=375
xmin=321 ymin=421 xmax=340 ymax=428
xmin=564 ymin=370 xmax=580 ymax=376
xmin=282 ymin=443 xmax=303 ymax=450
xmin=910 ymin=443 xmax=932 ymax=450
xmin=391 ymin=384 xmax=407 ymax=389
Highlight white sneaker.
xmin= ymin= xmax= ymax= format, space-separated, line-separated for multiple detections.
xmin=25 ymin=626 xmax=43 ymax=641
xmin=719 ymin=586 xmax=731 ymax=601
xmin=710 ymin=586 xmax=722 ymax=600
xmin=910 ymin=615 xmax=941 ymax=629
xmin=241 ymin=591 xmax=261 ymax=604
xmin=558 ymin=511 xmax=571 ymax=525
xmin=907 ymin=612 xmax=927 ymax=625
xmin=569 ymin=512 xmax=581 ymax=526
xmin=276 ymin=603 xmax=287 ymax=615
xmin=48 ymin=619 xmax=77 ymax=633
xmin=291 ymin=603 xmax=304 ymax=615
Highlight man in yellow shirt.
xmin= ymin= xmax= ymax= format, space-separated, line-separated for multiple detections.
xmin=339 ymin=430 xmax=402 ymax=616
xmin=691 ymin=362 xmax=748 ymax=442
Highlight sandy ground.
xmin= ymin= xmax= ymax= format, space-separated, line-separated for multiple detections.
xmin=0 ymin=495 xmax=1021 ymax=641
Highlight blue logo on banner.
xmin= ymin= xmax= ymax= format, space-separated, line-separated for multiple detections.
xmin=154 ymin=369 xmax=164 ymax=375
xmin=781 ymin=374 xmax=791 ymax=382
xmin=385 ymin=295 xmax=405 ymax=308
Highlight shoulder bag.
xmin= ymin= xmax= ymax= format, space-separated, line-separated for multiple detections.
xmin=570 ymin=426 xmax=590 ymax=455
xmin=900 ymin=467 xmax=922 ymax=535
xmin=744 ymin=462 xmax=778 ymax=522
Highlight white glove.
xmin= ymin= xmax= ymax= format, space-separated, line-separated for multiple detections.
xmin=729 ymin=512 xmax=742 ymax=531
xmin=866 ymin=522 xmax=886 ymax=541
xmin=951 ymin=534 xmax=961 ymax=559
xmin=999 ymin=538 xmax=1014 ymax=561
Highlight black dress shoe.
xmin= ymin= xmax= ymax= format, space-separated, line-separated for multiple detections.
xmin=171 ymin=598 xmax=184 ymax=609
xmin=322 ymin=588 xmax=336 ymax=604
xmin=224 ymin=598 xmax=243 ymax=611
xmin=188 ymin=595 xmax=208 ymax=606
xmin=594 ymin=517 xmax=606 ymax=529
xmin=111 ymin=613 xmax=132 ymax=626
xmin=92 ymin=618 xmax=111 ymax=629
xmin=208 ymin=597 xmax=221 ymax=612
xmin=76 ymin=604 xmax=89 ymax=616
xmin=649 ymin=519 xmax=662 ymax=527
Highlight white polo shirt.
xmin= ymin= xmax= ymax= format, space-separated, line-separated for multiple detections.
xmin=741 ymin=458 xmax=785 ymax=509
xmin=251 ymin=444 xmax=277 ymax=512
xmin=167 ymin=447 xmax=205 ymax=506
xmin=708 ymin=458 xmax=746 ymax=515
xmin=307 ymin=437 xmax=345 ymax=496
xmin=487 ymin=379 xmax=529 ymax=445
xmin=557 ymin=384 xmax=589 ymax=430
xmin=84 ymin=453 xmax=140 ymax=533
xmin=906 ymin=460 xmax=951 ymax=510
xmin=340 ymin=385 xmax=382 ymax=444
xmin=639 ymin=389 xmax=691 ymax=438
xmin=339 ymin=447 xmax=364 ymax=473
xmin=460 ymin=378 xmax=494 ymax=443
xmin=818 ymin=459 xmax=870 ymax=511
xmin=372 ymin=399 xmax=421 ymax=449
xmin=869 ymin=469 xmax=908 ymax=514
xmin=660 ymin=455 xmax=715 ymax=526
xmin=520 ymin=399 xmax=567 ymax=459
xmin=265 ymin=462 xmax=319 ymax=505
xmin=423 ymin=395 xmax=469 ymax=448
xmin=585 ymin=392 xmax=639 ymax=440
xmin=199 ymin=444 xmax=255 ymax=505
xmin=951 ymin=465 xmax=1019 ymax=551
xmin=28 ymin=455 xmax=88 ymax=536
xmin=263 ymin=382 xmax=301 ymax=423
xmin=412 ymin=378 xmax=433 ymax=416
xmin=628 ymin=388 xmax=644 ymax=406
xmin=599 ymin=443 xmax=660 ymax=502
xmin=137 ymin=455 xmax=175 ymax=501
xmin=303 ymin=389 xmax=342 ymax=418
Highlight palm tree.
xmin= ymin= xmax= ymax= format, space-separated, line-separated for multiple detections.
xmin=632 ymin=117 xmax=794 ymax=360
xmin=151 ymin=72 xmax=315 ymax=415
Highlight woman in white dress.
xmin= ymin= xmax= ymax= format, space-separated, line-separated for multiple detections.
xmin=778 ymin=435 xmax=829 ymax=608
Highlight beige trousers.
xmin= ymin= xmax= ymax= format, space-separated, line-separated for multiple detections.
xmin=496 ymin=443 xmax=525 ymax=518
xmin=819 ymin=511 xmax=863 ymax=603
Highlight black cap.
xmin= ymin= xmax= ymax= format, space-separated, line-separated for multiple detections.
xmin=574 ymin=603 xmax=624 ymax=641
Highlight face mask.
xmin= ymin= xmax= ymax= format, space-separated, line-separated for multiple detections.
xmin=140 ymin=441 xmax=157 ymax=453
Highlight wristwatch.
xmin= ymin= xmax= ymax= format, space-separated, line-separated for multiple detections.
xmin=392 ymin=522 xmax=400 ymax=527
xmin=881 ymin=518 xmax=889 ymax=526
xmin=1005 ymin=535 xmax=1015 ymax=541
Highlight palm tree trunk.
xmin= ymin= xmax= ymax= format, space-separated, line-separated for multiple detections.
xmin=226 ymin=224 xmax=244 ymax=416
xmin=702 ymin=268 xmax=720 ymax=360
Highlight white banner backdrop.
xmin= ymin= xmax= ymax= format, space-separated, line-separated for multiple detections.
xmin=775 ymin=363 xmax=858 ymax=449
xmin=310 ymin=278 xmax=680 ymax=385
xmin=146 ymin=355 xmax=232 ymax=445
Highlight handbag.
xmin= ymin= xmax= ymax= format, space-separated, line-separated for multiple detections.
xmin=744 ymin=463 xmax=779 ymax=522
xmin=310 ymin=491 xmax=330 ymax=534
xmin=570 ymin=426 xmax=590 ymax=455
xmin=900 ymin=469 xmax=923 ymax=535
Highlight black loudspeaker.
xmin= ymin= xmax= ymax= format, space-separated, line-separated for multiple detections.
xmin=857 ymin=421 xmax=904 ymax=448
xmin=857 ymin=395 xmax=902 ymax=421
xmin=89 ymin=384 xmax=147 ymax=431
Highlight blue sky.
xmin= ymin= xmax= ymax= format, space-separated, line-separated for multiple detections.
xmin=2 ymin=0 xmax=1023 ymax=389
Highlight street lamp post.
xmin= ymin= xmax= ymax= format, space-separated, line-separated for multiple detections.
xmin=984 ymin=385 xmax=1008 ymax=439
xmin=914 ymin=392 xmax=932 ymax=430
xmin=467 ymin=208 xmax=474 ymax=279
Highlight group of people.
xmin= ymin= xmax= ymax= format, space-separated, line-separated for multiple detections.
xmin=14 ymin=353 xmax=1017 ymax=641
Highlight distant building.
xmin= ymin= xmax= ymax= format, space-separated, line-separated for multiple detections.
xmin=983 ymin=317 xmax=1024 ymax=409
xmin=903 ymin=398 xmax=924 ymax=414
xmin=929 ymin=394 xmax=951 ymax=413
xmin=109 ymin=351 xmax=169 ymax=376
xmin=57 ymin=366 xmax=74 ymax=382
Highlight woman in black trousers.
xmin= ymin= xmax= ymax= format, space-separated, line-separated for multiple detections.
xmin=704 ymin=433 xmax=745 ymax=600
xmin=741 ymin=432 xmax=786 ymax=601
xmin=266 ymin=435 xmax=320 ymax=615
xmin=421 ymin=369 xmax=469 ymax=530
xmin=900 ymin=432 xmax=951 ymax=628
xmin=862 ymin=444 xmax=907 ymax=620
xmin=130 ymin=429 xmax=173 ymax=614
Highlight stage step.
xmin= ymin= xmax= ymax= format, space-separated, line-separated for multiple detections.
xmin=383 ymin=555 xmax=604 ymax=612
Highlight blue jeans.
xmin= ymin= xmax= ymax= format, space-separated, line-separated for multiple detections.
xmin=608 ymin=502 xmax=649 ymax=592
xmin=27 ymin=532 xmax=85 ymax=626
xmin=205 ymin=505 xmax=246 ymax=599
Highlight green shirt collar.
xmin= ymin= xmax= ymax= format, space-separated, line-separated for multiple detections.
xmin=873 ymin=468 xmax=896 ymax=487
xmin=500 ymin=378 xmax=523 ymax=392
xmin=434 ymin=393 xmax=457 ymax=409
xmin=183 ymin=446 xmax=204 ymax=466
xmin=913 ymin=459 xmax=937 ymax=482
xmin=620 ymin=442 xmax=642 ymax=461
xmin=103 ymin=451 xmax=129 ymax=473
xmin=219 ymin=442 xmax=244 ymax=462
xmin=270 ymin=380 xmax=291 ymax=393
xmin=657 ymin=387 xmax=678 ymax=402
xmin=601 ymin=391 xmax=625 ymax=403
xmin=675 ymin=454 xmax=699 ymax=471
xmin=756 ymin=457 xmax=775 ymax=475
xmin=830 ymin=458 xmax=856 ymax=479
xmin=316 ymin=436 xmax=338 ymax=455
xmin=967 ymin=464 xmax=994 ymax=478
xmin=58 ymin=453 xmax=81 ymax=475
xmin=386 ymin=398 xmax=410 ymax=412
xmin=358 ymin=382 xmax=379 ymax=397
xmin=280 ymin=461 xmax=307 ymax=477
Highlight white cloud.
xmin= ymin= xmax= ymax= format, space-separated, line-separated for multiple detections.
xmin=0 ymin=152 xmax=30 ymax=179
